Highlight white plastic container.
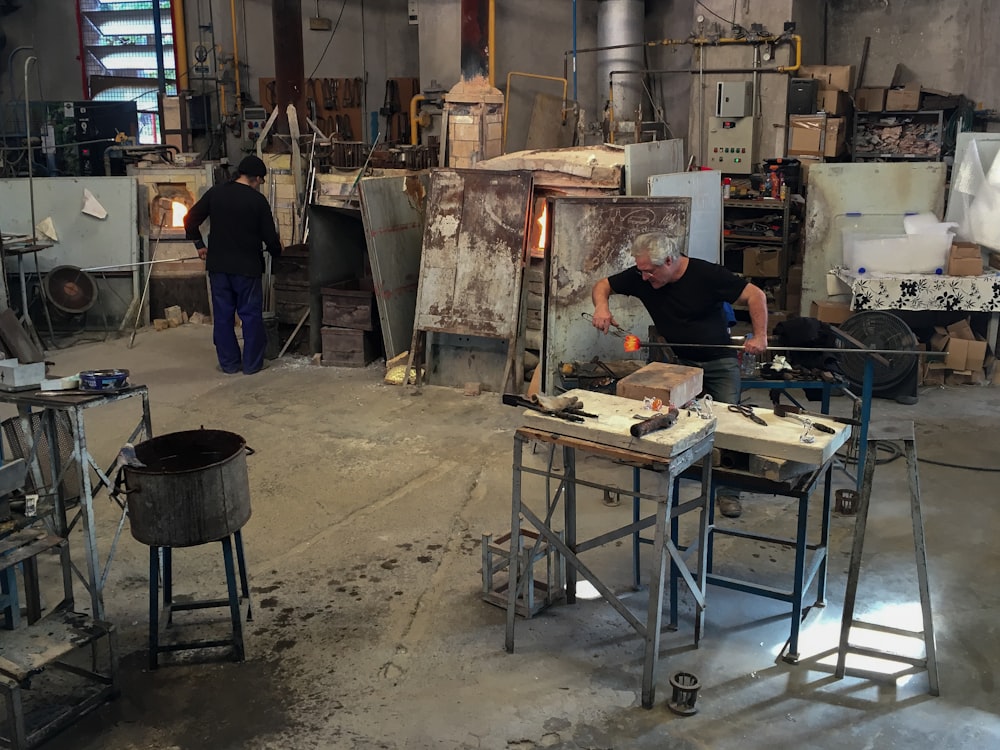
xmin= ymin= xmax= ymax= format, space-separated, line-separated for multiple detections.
xmin=902 ymin=211 xmax=959 ymax=236
xmin=842 ymin=231 xmax=952 ymax=274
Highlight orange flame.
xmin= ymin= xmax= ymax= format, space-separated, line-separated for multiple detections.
xmin=624 ymin=334 xmax=641 ymax=352
xmin=536 ymin=201 xmax=548 ymax=250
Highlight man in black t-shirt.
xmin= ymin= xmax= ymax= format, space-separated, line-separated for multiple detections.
xmin=591 ymin=231 xmax=768 ymax=517
xmin=185 ymin=155 xmax=282 ymax=375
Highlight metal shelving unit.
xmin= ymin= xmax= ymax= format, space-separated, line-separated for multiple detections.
xmin=723 ymin=195 xmax=798 ymax=309
xmin=851 ymin=110 xmax=945 ymax=162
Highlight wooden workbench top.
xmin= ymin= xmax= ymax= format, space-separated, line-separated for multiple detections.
xmin=520 ymin=389 xmax=851 ymax=464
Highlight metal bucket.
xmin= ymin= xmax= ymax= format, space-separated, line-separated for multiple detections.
xmin=125 ymin=429 xmax=251 ymax=548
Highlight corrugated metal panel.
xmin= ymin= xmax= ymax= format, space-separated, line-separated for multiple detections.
xmin=359 ymin=174 xmax=429 ymax=359
xmin=544 ymin=196 xmax=691 ymax=392
xmin=413 ymin=168 xmax=531 ymax=339
xmin=801 ymin=163 xmax=946 ymax=317
xmin=624 ymin=139 xmax=684 ymax=195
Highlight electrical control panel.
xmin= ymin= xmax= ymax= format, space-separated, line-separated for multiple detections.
xmin=706 ymin=116 xmax=755 ymax=174
xmin=716 ymin=81 xmax=752 ymax=118
xmin=243 ymin=107 xmax=268 ymax=145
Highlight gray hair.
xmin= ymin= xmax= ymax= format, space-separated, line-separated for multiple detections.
xmin=630 ymin=232 xmax=683 ymax=266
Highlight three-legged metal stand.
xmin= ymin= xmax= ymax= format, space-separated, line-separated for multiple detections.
xmin=835 ymin=421 xmax=939 ymax=696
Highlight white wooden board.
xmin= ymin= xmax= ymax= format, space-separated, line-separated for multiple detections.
xmin=521 ymin=390 xmax=851 ymax=465
xmin=711 ymin=401 xmax=851 ymax=464
xmin=520 ymin=390 xmax=716 ymax=459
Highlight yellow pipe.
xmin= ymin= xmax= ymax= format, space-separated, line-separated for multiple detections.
xmin=502 ymin=72 xmax=568 ymax=152
xmin=170 ymin=0 xmax=188 ymax=90
xmin=777 ymin=34 xmax=802 ymax=73
xmin=410 ymin=94 xmax=426 ymax=146
xmin=230 ymin=0 xmax=242 ymax=111
xmin=488 ymin=0 xmax=496 ymax=88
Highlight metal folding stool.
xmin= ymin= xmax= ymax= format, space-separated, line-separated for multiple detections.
xmin=835 ymin=421 xmax=939 ymax=696
xmin=148 ymin=530 xmax=252 ymax=669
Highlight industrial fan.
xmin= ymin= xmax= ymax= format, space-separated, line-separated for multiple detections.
xmin=41 ymin=266 xmax=99 ymax=322
xmin=837 ymin=311 xmax=920 ymax=404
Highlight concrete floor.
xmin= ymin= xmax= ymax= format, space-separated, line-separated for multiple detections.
xmin=7 ymin=324 xmax=999 ymax=749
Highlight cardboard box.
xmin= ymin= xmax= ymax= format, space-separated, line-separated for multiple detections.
xmin=824 ymin=117 xmax=847 ymax=157
xmin=946 ymin=318 xmax=975 ymax=341
xmin=885 ymin=85 xmax=921 ymax=111
xmin=743 ymin=248 xmax=782 ymax=277
xmin=798 ymin=65 xmax=854 ymax=92
xmin=930 ymin=321 xmax=988 ymax=371
xmin=797 ymin=155 xmax=824 ymax=185
xmin=788 ymin=115 xmax=826 ymax=156
xmin=855 ymin=87 xmax=887 ymax=112
xmin=816 ymin=89 xmax=850 ymax=116
xmin=948 ymin=242 xmax=982 ymax=276
xmin=809 ymin=300 xmax=853 ymax=324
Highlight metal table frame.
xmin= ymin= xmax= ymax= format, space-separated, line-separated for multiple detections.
xmin=505 ymin=426 xmax=714 ymax=709
xmin=0 ymin=386 xmax=152 ymax=620
xmin=680 ymin=459 xmax=835 ymax=663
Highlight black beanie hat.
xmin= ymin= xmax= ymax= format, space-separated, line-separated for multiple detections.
xmin=237 ymin=155 xmax=267 ymax=178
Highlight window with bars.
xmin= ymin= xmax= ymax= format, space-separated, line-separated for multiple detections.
xmin=78 ymin=0 xmax=177 ymax=144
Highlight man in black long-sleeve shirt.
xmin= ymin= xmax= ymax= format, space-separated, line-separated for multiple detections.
xmin=185 ymin=155 xmax=282 ymax=374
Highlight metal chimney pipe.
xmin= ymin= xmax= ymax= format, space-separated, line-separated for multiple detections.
xmin=597 ymin=0 xmax=644 ymax=140
xmin=272 ymin=0 xmax=306 ymax=145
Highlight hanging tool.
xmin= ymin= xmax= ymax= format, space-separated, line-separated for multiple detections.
xmin=773 ymin=403 xmax=860 ymax=427
xmin=128 ymin=208 xmax=168 ymax=348
xmin=323 ymin=78 xmax=337 ymax=109
xmin=630 ymin=406 xmax=680 ymax=438
xmin=728 ymin=403 xmax=768 ymax=427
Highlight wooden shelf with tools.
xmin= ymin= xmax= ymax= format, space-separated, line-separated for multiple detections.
xmin=722 ymin=195 xmax=800 ymax=311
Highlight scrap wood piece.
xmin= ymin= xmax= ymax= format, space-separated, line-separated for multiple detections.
xmin=0 ymin=308 xmax=44 ymax=363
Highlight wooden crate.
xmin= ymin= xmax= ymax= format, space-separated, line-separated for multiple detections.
xmin=321 ymin=288 xmax=374 ymax=330
xmin=321 ymin=326 xmax=377 ymax=367
xmin=273 ymin=281 xmax=309 ymax=325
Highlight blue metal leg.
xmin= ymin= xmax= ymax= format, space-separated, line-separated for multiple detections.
xmin=669 ymin=508 xmax=680 ymax=630
xmin=632 ymin=467 xmax=641 ymax=590
xmin=0 ymin=567 xmax=18 ymax=630
xmin=821 ymin=382 xmax=832 ymax=413
xmin=163 ymin=547 xmax=173 ymax=625
xmin=786 ymin=492 xmax=810 ymax=663
xmin=856 ymin=358 xmax=874 ymax=491
xmin=234 ymin=529 xmax=253 ymax=622
xmin=221 ymin=536 xmax=245 ymax=662
xmin=816 ymin=463 xmax=834 ymax=606
xmin=149 ymin=546 xmax=160 ymax=670
xmin=706 ymin=476 xmax=718 ymax=575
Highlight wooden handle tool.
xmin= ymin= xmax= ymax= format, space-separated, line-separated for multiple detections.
xmin=630 ymin=406 xmax=680 ymax=438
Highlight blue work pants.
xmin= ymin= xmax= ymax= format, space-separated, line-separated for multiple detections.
xmin=209 ymin=272 xmax=265 ymax=374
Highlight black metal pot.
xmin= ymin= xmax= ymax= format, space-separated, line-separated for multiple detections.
xmin=125 ymin=429 xmax=251 ymax=547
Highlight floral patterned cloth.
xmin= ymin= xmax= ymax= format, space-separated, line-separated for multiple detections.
xmin=833 ymin=268 xmax=1000 ymax=312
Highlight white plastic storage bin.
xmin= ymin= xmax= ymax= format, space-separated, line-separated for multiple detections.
xmin=841 ymin=231 xmax=951 ymax=274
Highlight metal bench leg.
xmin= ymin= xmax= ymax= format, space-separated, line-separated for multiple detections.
xmin=148 ymin=545 xmax=160 ymax=670
xmin=163 ymin=547 xmax=173 ymax=625
xmin=904 ymin=438 xmax=940 ymax=696
xmin=234 ymin=529 xmax=253 ymax=622
xmin=221 ymin=536 xmax=245 ymax=662
xmin=1 ymin=676 xmax=27 ymax=750
xmin=785 ymin=491 xmax=810 ymax=663
xmin=641 ymin=473 xmax=672 ymax=709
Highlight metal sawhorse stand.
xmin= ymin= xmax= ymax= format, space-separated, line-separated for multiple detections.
xmin=0 ymin=386 xmax=152 ymax=620
xmin=835 ymin=421 xmax=939 ymax=695
xmin=505 ymin=427 xmax=714 ymax=709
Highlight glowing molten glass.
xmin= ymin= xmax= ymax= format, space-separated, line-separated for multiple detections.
xmin=171 ymin=201 xmax=188 ymax=227
xmin=624 ymin=334 xmax=641 ymax=352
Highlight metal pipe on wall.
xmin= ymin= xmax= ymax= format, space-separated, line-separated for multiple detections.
xmin=597 ymin=0 xmax=644 ymax=140
xmin=170 ymin=0 xmax=189 ymax=93
xmin=151 ymin=0 xmax=166 ymax=94
xmin=230 ymin=0 xmax=242 ymax=110
xmin=272 ymin=0 xmax=306 ymax=144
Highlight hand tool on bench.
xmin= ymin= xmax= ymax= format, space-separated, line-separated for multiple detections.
xmin=728 ymin=403 xmax=768 ymax=426
xmin=773 ymin=403 xmax=860 ymax=427
xmin=502 ymin=393 xmax=596 ymax=422
xmin=630 ymin=406 xmax=680 ymax=437
xmin=778 ymin=410 xmax=835 ymax=435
